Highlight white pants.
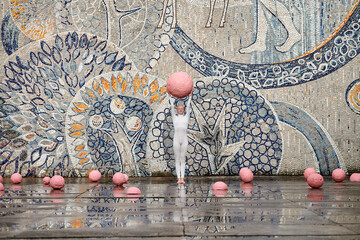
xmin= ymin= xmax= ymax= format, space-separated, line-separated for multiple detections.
xmin=173 ymin=135 xmax=188 ymax=178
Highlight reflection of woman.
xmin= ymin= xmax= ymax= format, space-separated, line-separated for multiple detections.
xmin=169 ymin=92 xmax=192 ymax=184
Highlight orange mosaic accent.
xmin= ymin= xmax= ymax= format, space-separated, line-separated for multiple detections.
xmin=101 ymin=77 xmax=110 ymax=94
xmin=143 ymin=89 xmax=148 ymax=96
xmin=111 ymin=75 xmax=117 ymax=92
xmin=98 ymin=86 xmax=103 ymax=95
xmin=133 ymin=74 xmax=140 ymax=94
xmin=79 ymin=158 xmax=89 ymax=164
xmin=72 ymin=108 xmax=85 ymax=113
xmin=70 ymin=131 xmax=84 ymax=138
xmin=77 ymin=151 xmax=87 ymax=159
xmin=122 ymin=79 xmax=127 ymax=93
xmin=93 ymin=81 xmax=98 ymax=91
xmin=70 ymin=220 xmax=83 ymax=229
xmin=75 ymin=145 xmax=85 ymax=151
xmin=141 ymin=75 xmax=148 ymax=87
xmin=150 ymin=93 xmax=159 ymax=103
xmin=74 ymin=103 xmax=88 ymax=110
xmin=160 ymin=86 xmax=167 ymax=95
xmin=87 ymin=89 xmax=96 ymax=98
xmin=117 ymin=73 xmax=122 ymax=84
xmin=71 ymin=124 xmax=84 ymax=131
xmin=150 ymin=80 xmax=159 ymax=95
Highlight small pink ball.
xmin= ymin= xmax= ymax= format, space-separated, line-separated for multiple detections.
xmin=307 ymin=173 xmax=324 ymax=188
xmin=0 ymin=175 xmax=3 ymax=183
xmin=124 ymin=174 xmax=129 ymax=182
xmin=112 ymin=172 xmax=126 ymax=186
xmin=43 ymin=177 xmax=51 ymax=185
xmin=11 ymin=173 xmax=22 ymax=184
xmin=239 ymin=168 xmax=254 ymax=183
xmin=89 ymin=170 xmax=102 ymax=182
xmin=167 ymin=72 xmax=193 ymax=98
xmin=50 ymin=175 xmax=65 ymax=190
xmin=212 ymin=181 xmax=228 ymax=190
xmin=304 ymin=168 xmax=317 ymax=179
xmin=126 ymin=187 xmax=141 ymax=201
xmin=332 ymin=169 xmax=346 ymax=182
xmin=0 ymin=183 xmax=4 ymax=191
xmin=350 ymin=173 xmax=360 ymax=182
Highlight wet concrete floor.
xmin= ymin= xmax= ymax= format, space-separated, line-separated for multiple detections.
xmin=0 ymin=176 xmax=360 ymax=239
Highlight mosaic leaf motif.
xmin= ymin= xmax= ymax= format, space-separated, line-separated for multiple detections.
xmin=65 ymin=71 xmax=167 ymax=177
xmin=148 ymin=76 xmax=282 ymax=176
xmin=0 ymin=32 xmax=133 ymax=176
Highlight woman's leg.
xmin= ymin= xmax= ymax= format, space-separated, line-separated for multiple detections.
xmin=179 ymin=139 xmax=188 ymax=182
xmin=173 ymin=139 xmax=181 ymax=182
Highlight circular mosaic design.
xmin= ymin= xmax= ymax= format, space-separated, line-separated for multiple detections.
xmin=346 ymin=78 xmax=360 ymax=114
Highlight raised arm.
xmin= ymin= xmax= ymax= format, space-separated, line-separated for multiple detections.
xmin=169 ymin=95 xmax=176 ymax=118
xmin=185 ymin=93 xmax=192 ymax=118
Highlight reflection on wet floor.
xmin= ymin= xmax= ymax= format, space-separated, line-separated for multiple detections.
xmin=0 ymin=176 xmax=360 ymax=239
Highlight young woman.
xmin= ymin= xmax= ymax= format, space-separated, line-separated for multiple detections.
xmin=169 ymin=92 xmax=192 ymax=184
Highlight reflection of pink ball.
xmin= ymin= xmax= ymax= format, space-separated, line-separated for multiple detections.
xmin=239 ymin=168 xmax=253 ymax=183
xmin=212 ymin=181 xmax=228 ymax=190
xmin=304 ymin=168 xmax=317 ymax=179
xmin=240 ymin=182 xmax=254 ymax=195
xmin=11 ymin=173 xmax=22 ymax=184
xmin=332 ymin=169 xmax=346 ymax=182
xmin=89 ymin=170 xmax=102 ymax=182
xmin=113 ymin=173 xmax=126 ymax=186
xmin=307 ymin=173 xmax=324 ymax=188
xmin=124 ymin=174 xmax=129 ymax=182
xmin=43 ymin=177 xmax=51 ymax=185
xmin=350 ymin=173 xmax=360 ymax=182
xmin=0 ymin=183 xmax=4 ymax=191
xmin=50 ymin=175 xmax=65 ymax=190
xmin=307 ymin=188 xmax=324 ymax=200
xmin=0 ymin=176 xmax=3 ymax=183
xmin=126 ymin=187 xmax=141 ymax=201
xmin=113 ymin=186 xmax=125 ymax=198
xmin=167 ymin=72 xmax=193 ymax=98
xmin=50 ymin=189 xmax=65 ymax=203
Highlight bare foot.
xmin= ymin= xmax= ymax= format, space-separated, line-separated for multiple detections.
xmin=177 ymin=178 xmax=182 ymax=184
xmin=180 ymin=178 xmax=185 ymax=184
xmin=275 ymin=32 xmax=301 ymax=52
xmin=239 ymin=42 xmax=266 ymax=54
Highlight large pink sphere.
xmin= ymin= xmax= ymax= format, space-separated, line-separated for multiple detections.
xmin=167 ymin=72 xmax=193 ymax=98
xmin=239 ymin=168 xmax=254 ymax=183
xmin=332 ymin=169 xmax=346 ymax=182
xmin=50 ymin=175 xmax=65 ymax=190
xmin=0 ymin=183 xmax=4 ymax=191
xmin=212 ymin=181 xmax=228 ymax=191
xmin=307 ymin=173 xmax=324 ymax=188
xmin=112 ymin=172 xmax=126 ymax=186
xmin=0 ymin=175 xmax=3 ymax=183
xmin=43 ymin=177 xmax=51 ymax=185
xmin=11 ymin=173 xmax=22 ymax=184
xmin=89 ymin=170 xmax=102 ymax=182
xmin=304 ymin=168 xmax=317 ymax=179
xmin=350 ymin=173 xmax=360 ymax=182
xmin=126 ymin=187 xmax=141 ymax=201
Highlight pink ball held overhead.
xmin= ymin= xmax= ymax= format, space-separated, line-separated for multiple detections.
xmin=11 ymin=173 xmax=22 ymax=184
xmin=89 ymin=170 xmax=102 ymax=182
xmin=304 ymin=168 xmax=317 ymax=179
xmin=167 ymin=72 xmax=193 ymax=98
xmin=332 ymin=169 xmax=346 ymax=182
xmin=50 ymin=175 xmax=65 ymax=190
xmin=239 ymin=167 xmax=254 ymax=183
xmin=350 ymin=173 xmax=360 ymax=182
xmin=307 ymin=173 xmax=324 ymax=188
xmin=0 ymin=183 xmax=4 ymax=191
xmin=43 ymin=177 xmax=51 ymax=185
xmin=112 ymin=172 xmax=126 ymax=186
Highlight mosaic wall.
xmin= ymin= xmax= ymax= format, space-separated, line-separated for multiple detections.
xmin=0 ymin=0 xmax=359 ymax=177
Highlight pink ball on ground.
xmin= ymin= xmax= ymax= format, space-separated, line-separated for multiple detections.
xmin=239 ymin=168 xmax=254 ymax=183
xmin=43 ymin=177 xmax=51 ymax=185
xmin=0 ymin=175 xmax=3 ymax=183
xmin=126 ymin=187 xmax=141 ymax=201
xmin=50 ymin=175 xmax=65 ymax=190
xmin=350 ymin=173 xmax=360 ymax=182
xmin=332 ymin=169 xmax=346 ymax=182
xmin=89 ymin=170 xmax=102 ymax=182
xmin=112 ymin=172 xmax=126 ymax=186
xmin=0 ymin=183 xmax=4 ymax=191
xmin=11 ymin=173 xmax=22 ymax=184
xmin=124 ymin=174 xmax=129 ymax=182
xmin=307 ymin=173 xmax=324 ymax=188
xmin=167 ymin=72 xmax=193 ymax=98
xmin=304 ymin=168 xmax=317 ymax=179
